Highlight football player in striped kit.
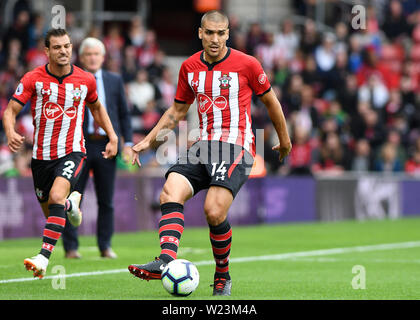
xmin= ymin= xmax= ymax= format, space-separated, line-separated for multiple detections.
xmin=2 ymin=29 xmax=118 ymax=278
xmin=128 ymin=10 xmax=291 ymax=295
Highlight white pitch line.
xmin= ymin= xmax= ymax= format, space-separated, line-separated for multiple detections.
xmin=1 ymin=240 xmax=420 ymax=284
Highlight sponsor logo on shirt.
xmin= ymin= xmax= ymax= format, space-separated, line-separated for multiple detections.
xmin=43 ymin=101 xmax=76 ymax=120
xmin=197 ymin=93 xmax=227 ymax=114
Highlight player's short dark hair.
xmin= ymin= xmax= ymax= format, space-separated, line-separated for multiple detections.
xmin=201 ymin=10 xmax=229 ymax=28
xmin=44 ymin=28 xmax=70 ymax=48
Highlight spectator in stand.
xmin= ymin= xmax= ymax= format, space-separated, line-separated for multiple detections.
xmin=328 ymin=49 xmax=349 ymax=93
xmin=348 ymin=34 xmax=363 ymax=73
xmin=65 ymin=12 xmax=86 ymax=48
xmin=137 ymin=30 xmax=159 ymax=68
xmin=2 ymin=9 xmax=30 ymax=54
xmin=283 ymin=73 xmax=304 ymax=113
xmin=127 ymin=69 xmax=156 ymax=133
xmin=391 ymin=113 xmax=410 ymax=148
xmin=147 ymin=50 xmax=167 ymax=84
xmin=157 ymin=67 xmax=176 ymax=111
xmin=245 ymin=22 xmax=266 ymax=55
xmin=272 ymin=57 xmax=290 ymax=89
xmin=255 ymin=32 xmax=284 ymax=71
xmin=405 ymin=150 xmax=420 ymax=176
xmin=334 ymin=22 xmax=349 ymax=53
xmin=274 ymin=19 xmax=299 ymax=62
xmin=314 ymin=32 xmax=337 ymax=73
xmin=312 ymin=132 xmax=346 ymax=175
xmin=28 ymin=13 xmax=47 ymax=49
xmin=121 ymin=45 xmax=139 ymax=83
xmin=382 ymin=0 xmax=413 ymax=41
xmin=314 ymin=32 xmax=339 ymax=93
xmin=322 ymin=100 xmax=348 ymax=135
xmin=0 ymin=56 xmax=25 ymax=98
xmin=286 ymin=126 xmax=313 ymax=175
xmin=382 ymin=129 xmax=407 ymax=165
xmin=299 ymin=18 xmax=321 ymax=56
xmin=140 ymin=100 xmax=161 ymax=136
xmin=292 ymin=84 xmax=320 ymax=136
xmin=337 ymin=74 xmax=359 ymax=118
xmin=355 ymin=107 xmax=386 ymax=152
xmin=358 ymin=73 xmax=390 ymax=112
xmin=366 ymin=5 xmax=380 ymax=36
xmin=26 ymin=37 xmax=48 ymax=69
xmin=4 ymin=38 xmax=25 ymax=69
xmin=373 ymin=142 xmax=403 ymax=172
xmin=349 ymin=139 xmax=373 ymax=172
xmin=226 ymin=14 xmax=241 ymax=50
xmin=400 ymin=75 xmax=416 ymax=113
xmin=357 ymin=46 xmax=400 ymax=91
xmin=104 ymin=24 xmax=125 ymax=70
xmin=231 ymin=31 xmax=247 ymax=53
xmin=385 ymin=89 xmax=404 ymax=124
xmin=301 ymin=54 xmax=323 ymax=94
xmin=127 ymin=15 xmax=146 ymax=48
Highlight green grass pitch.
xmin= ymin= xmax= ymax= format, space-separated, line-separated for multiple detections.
xmin=1 ymin=217 xmax=420 ymax=300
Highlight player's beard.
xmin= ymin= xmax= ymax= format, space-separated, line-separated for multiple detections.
xmin=55 ymin=55 xmax=70 ymax=67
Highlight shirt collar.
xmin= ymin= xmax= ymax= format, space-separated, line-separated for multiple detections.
xmin=94 ymin=69 xmax=103 ymax=80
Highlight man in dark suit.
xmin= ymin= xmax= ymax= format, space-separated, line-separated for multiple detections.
xmin=62 ymin=37 xmax=133 ymax=259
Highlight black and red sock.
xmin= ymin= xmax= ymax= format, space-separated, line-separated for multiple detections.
xmin=158 ymin=202 xmax=184 ymax=263
xmin=209 ymin=219 xmax=232 ymax=280
xmin=39 ymin=204 xmax=66 ymax=259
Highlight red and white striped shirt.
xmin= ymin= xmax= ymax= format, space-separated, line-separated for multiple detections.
xmin=175 ymin=48 xmax=271 ymax=157
xmin=12 ymin=64 xmax=98 ymax=160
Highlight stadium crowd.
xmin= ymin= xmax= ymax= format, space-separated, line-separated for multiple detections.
xmin=1 ymin=0 xmax=420 ymax=177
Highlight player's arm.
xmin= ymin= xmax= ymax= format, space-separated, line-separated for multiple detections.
xmin=86 ymin=99 xmax=119 ymax=159
xmin=2 ymin=99 xmax=25 ymax=153
xmin=131 ymin=101 xmax=191 ymax=166
xmin=259 ymin=88 xmax=292 ymax=161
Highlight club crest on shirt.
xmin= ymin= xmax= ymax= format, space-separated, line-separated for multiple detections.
xmin=72 ymin=87 xmax=82 ymax=101
xmin=218 ymin=74 xmax=232 ymax=89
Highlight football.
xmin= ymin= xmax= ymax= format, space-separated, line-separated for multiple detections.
xmin=161 ymin=259 xmax=200 ymax=296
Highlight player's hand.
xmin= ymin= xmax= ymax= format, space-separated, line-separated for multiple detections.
xmin=122 ymin=145 xmax=134 ymax=163
xmin=272 ymin=141 xmax=292 ymax=162
xmin=102 ymin=138 xmax=118 ymax=159
xmin=131 ymin=140 xmax=151 ymax=167
xmin=7 ymin=131 xmax=25 ymax=153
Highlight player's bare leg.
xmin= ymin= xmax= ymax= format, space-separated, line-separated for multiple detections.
xmin=24 ymin=177 xmax=70 ymax=278
xmin=204 ymin=186 xmax=234 ymax=296
xmin=159 ymin=172 xmax=194 ymax=204
xmin=128 ymin=172 xmax=192 ymax=280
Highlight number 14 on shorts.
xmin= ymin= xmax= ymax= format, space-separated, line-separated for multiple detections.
xmin=211 ymin=161 xmax=226 ymax=181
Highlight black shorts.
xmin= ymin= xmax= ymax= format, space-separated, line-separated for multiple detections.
xmin=165 ymin=141 xmax=254 ymax=198
xmin=31 ymin=152 xmax=86 ymax=203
